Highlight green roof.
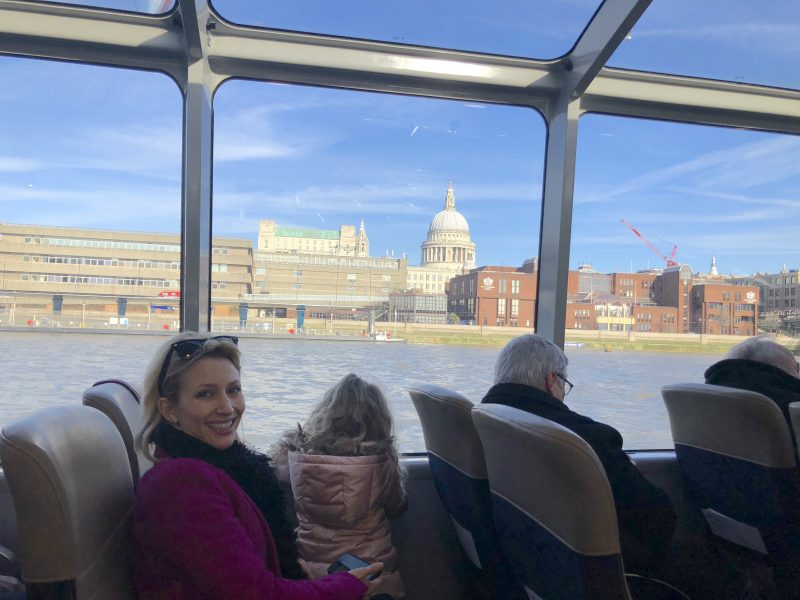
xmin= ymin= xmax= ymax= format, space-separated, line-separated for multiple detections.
xmin=276 ymin=226 xmax=339 ymax=240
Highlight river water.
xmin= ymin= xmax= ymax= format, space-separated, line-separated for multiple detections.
xmin=0 ymin=332 xmax=723 ymax=451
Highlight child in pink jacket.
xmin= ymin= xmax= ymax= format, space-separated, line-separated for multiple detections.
xmin=274 ymin=374 xmax=407 ymax=599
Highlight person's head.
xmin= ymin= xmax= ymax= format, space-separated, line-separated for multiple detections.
xmin=138 ymin=333 xmax=243 ymax=459
xmin=494 ymin=334 xmax=571 ymax=401
xmin=725 ymin=336 xmax=800 ymax=378
xmin=303 ymin=373 xmax=395 ymax=455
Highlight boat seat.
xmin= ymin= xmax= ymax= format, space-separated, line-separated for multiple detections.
xmin=408 ymin=384 xmax=518 ymax=597
xmin=789 ymin=402 xmax=800 ymax=460
xmin=472 ymin=403 xmax=687 ymax=600
xmin=82 ymin=379 xmax=151 ymax=485
xmin=663 ymin=383 xmax=800 ymax=598
xmin=0 ymin=405 xmax=136 ymax=599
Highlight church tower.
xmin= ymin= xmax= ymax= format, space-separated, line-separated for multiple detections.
xmin=355 ymin=219 xmax=369 ymax=257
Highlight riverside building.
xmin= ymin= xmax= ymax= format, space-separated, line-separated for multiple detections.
xmin=448 ymin=257 xmax=758 ymax=335
xmin=407 ymin=182 xmax=476 ymax=294
xmin=0 ymin=222 xmax=252 ymax=326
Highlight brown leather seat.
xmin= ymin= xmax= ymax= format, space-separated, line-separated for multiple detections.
xmin=0 ymin=405 xmax=135 ymax=599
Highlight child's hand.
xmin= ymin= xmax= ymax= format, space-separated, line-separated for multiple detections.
xmin=348 ymin=561 xmax=384 ymax=595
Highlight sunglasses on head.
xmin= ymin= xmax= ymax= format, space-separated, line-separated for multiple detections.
xmin=157 ymin=335 xmax=238 ymax=396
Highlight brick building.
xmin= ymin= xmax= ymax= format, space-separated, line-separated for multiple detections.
xmin=448 ymin=264 xmax=537 ymax=327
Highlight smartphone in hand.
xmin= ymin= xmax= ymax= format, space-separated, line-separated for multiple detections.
xmin=327 ymin=553 xmax=381 ymax=581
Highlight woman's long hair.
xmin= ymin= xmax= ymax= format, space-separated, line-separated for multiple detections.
xmin=137 ymin=332 xmax=241 ymax=462
xmin=284 ymin=374 xmax=404 ymax=483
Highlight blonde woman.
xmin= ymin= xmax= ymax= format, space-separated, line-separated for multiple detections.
xmin=132 ymin=333 xmax=382 ymax=599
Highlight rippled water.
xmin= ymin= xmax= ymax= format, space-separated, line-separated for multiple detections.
xmin=0 ymin=332 xmax=722 ymax=451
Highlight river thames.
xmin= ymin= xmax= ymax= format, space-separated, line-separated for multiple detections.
xmin=0 ymin=332 xmax=725 ymax=452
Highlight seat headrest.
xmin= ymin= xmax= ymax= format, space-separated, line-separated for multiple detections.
xmin=82 ymin=379 xmax=149 ymax=482
xmin=0 ymin=405 xmax=134 ymax=596
xmin=408 ymin=384 xmax=486 ymax=479
xmin=472 ymin=404 xmax=620 ymax=556
xmin=662 ymin=383 xmax=796 ymax=468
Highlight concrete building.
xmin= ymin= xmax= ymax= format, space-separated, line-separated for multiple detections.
xmin=248 ymin=252 xmax=407 ymax=311
xmin=0 ymin=222 xmax=252 ymax=324
xmin=389 ymin=290 xmax=448 ymax=324
xmin=257 ymin=219 xmax=369 ymax=257
xmin=731 ymin=267 xmax=800 ymax=315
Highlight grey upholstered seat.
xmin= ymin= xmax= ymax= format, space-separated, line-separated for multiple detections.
xmin=82 ymin=379 xmax=151 ymax=484
xmin=472 ymin=402 xmax=632 ymax=600
xmin=662 ymin=383 xmax=800 ymax=596
xmin=408 ymin=384 xmax=516 ymax=595
xmin=0 ymin=405 xmax=136 ymax=599
xmin=789 ymin=402 xmax=800 ymax=459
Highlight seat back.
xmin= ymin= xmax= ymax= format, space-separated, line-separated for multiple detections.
xmin=0 ymin=406 xmax=135 ymax=599
xmin=408 ymin=385 xmax=504 ymax=572
xmin=82 ymin=379 xmax=151 ymax=484
xmin=662 ymin=383 xmax=800 ymax=564
xmin=472 ymin=403 xmax=629 ymax=600
xmin=789 ymin=402 xmax=800 ymax=460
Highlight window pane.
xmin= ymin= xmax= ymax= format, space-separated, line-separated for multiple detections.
xmin=211 ymin=80 xmax=544 ymax=451
xmin=30 ymin=0 xmax=174 ymax=13
xmin=211 ymin=0 xmax=602 ymax=59
xmin=609 ymin=0 xmax=800 ymax=89
xmin=570 ymin=114 xmax=800 ymax=449
xmin=0 ymin=57 xmax=182 ymax=429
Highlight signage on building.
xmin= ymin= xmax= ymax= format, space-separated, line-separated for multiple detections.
xmin=745 ymin=291 xmax=756 ymax=302
xmin=482 ymin=277 xmax=494 ymax=291
xmin=158 ymin=290 xmax=181 ymax=298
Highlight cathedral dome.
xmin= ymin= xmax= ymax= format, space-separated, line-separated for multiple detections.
xmin=420 ymin=181 xmax=476 ymax=272
xmin=428 ymin=208 xmax=470 ymax=235
xmin=427 ymin=181 xmax=470 ymax=236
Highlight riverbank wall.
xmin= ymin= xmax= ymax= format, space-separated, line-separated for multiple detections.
xmin=3 ymin=318 xmax=798 ymax=354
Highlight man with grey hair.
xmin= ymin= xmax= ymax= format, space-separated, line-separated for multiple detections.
xmin=705 ymin=336 xmax=800 ymax=433
xmin=482 ymin=334 xmax=676 ymax=575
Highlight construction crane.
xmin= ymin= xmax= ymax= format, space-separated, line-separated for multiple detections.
xmin=620 ymin=219 xmax=678 ymax=267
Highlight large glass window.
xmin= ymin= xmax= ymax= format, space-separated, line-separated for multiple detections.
xmin=0 ymin=57 xmax=182 ymax=429
xmin=30 ymin=0 xmax=174 ymax=13
xmin=211 ymin=0 xmax=602 ymax=59
xmin=211 ymin=80 xmax=544 ymax=451
xmin=609 ymin=0 xmax=800 ymax=90
xmin=570 ymin=114 xmax=800 ymax=448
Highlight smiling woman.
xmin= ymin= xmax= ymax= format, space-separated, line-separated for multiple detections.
xmin=131 ymin=332 xmax=381 ymax=598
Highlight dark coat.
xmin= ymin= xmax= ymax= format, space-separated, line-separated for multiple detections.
xmin=481 ymin=383 xmax=676 ymax=574
xmin=704 ymin=358 xmax=800 ymax=437
xmin=132 ymin=458 xmax=367 ymax=600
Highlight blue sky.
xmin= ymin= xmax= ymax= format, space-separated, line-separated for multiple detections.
xmin=1 ymin=0 xmax=799 ymax=277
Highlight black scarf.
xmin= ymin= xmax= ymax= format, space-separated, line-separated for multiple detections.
xmin=152 ymin=421 xmax=304 ymax=580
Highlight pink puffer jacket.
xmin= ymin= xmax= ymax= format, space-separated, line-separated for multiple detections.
xmin=289 ymin=451 xmax=407 ymax=598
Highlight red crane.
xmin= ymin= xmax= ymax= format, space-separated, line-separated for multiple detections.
xmin=620 ymin=219 xmax=678 ymax=267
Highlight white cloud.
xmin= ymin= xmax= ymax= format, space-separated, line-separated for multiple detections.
xmin=635 ymin=23 xmax=800 ymax=53
xmin=576 ymin=136 xmax=800 ymax=205
xmin=0 ymin=157 xmax=40 ymax=172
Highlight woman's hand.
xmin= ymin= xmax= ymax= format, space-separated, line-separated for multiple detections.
xmin=298 ymin=559 xmax=316 ymax=580
xmin=348 ymin=562 xmax=384 ymax=596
